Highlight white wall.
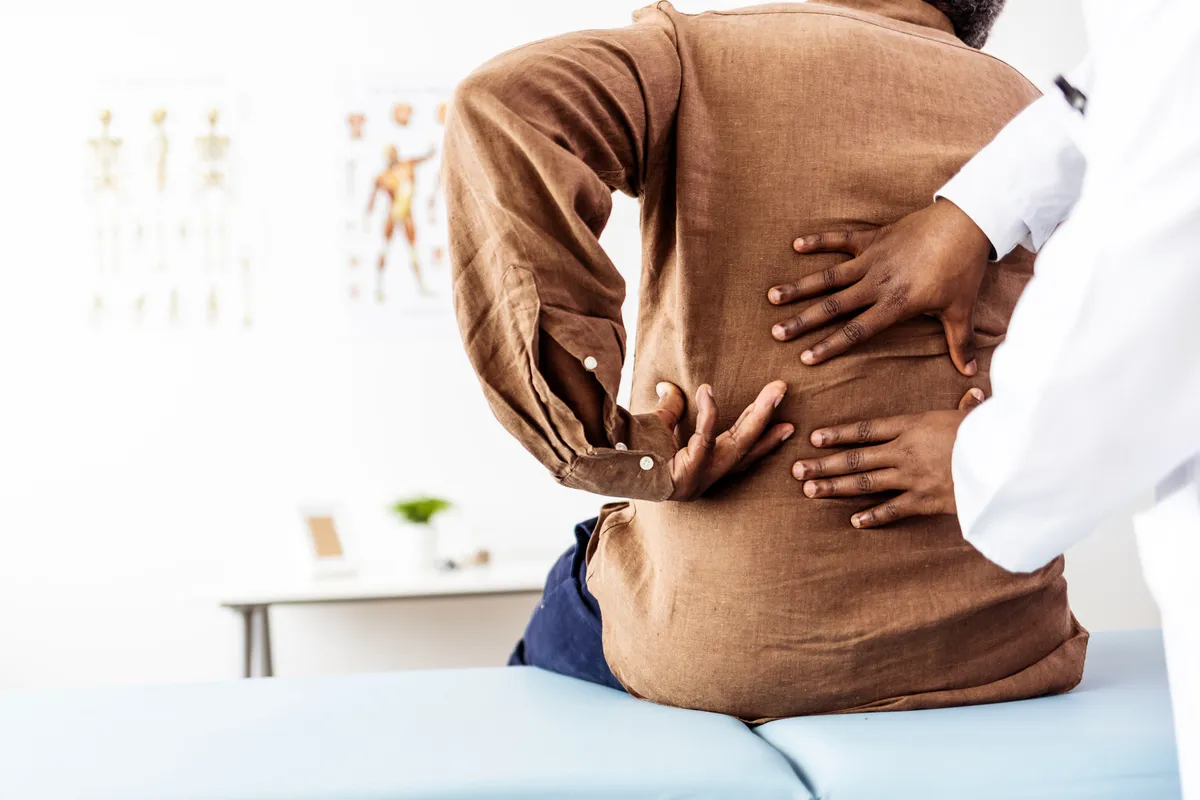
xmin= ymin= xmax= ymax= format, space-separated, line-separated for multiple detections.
xmin=0 ymin=0 xmax=1154 ymax=690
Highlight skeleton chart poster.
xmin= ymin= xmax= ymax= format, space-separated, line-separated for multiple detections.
xmin=342 ymin=85 xmax=451 ymax=315
xmin=84 ymin=83 xmax=262 ymax=331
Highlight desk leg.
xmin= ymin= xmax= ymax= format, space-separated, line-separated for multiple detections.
xmin=240 ymin=607 xmax=254 ymax=679
xmin=261 ymin=605 xmax=274 ymax=678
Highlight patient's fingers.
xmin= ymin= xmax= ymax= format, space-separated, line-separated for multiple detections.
xmin=800 ymin=305 xmax=894 ymax=365
xmin=768 ymin=259 xmax=867 ymax=306
xmin=810 ymin=414 xmax=910 ymax=447
xmin=717 ymin=380 xmax=788 ymax=469
xmin=671 ymin=386 xmax=718 ymax=498
xmin=801 ymin=468 xmax=903 ymax=498
xmin=793 ymin=229 xmax=879 ymax=256
xmin=687 ymin=384 xmax=718 ymax=458
xmin=791 ymin=445 xmax=891 ymax=480
xmin=771 ymin=285 xmax=871 ymax=342
xmin=851 ymin=493 xmax=925 ymax=529
xmin=671 ymin=382 xmax=790 ymax=499
xmin=653 ymin=381 xmax=687 ymax=432
xmin=731 ymin=423 xmax=795 ymax=475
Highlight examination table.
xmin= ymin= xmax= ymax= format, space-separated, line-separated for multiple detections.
xmin=0 ymin=630 xmax=1179 ymax=799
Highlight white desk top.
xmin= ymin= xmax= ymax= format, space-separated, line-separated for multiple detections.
xmin=219 ymin=561 xmax=552 ymax=608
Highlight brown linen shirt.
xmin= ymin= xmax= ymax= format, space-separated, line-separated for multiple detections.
xmin=444 ymin=0 xmax=1087 ymax=721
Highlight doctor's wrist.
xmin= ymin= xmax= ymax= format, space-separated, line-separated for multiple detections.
xmin=932 ymin=198 xmax=994 ymax=264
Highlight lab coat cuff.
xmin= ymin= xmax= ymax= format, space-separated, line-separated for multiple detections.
xmin=937 ymin=172 xmax=1031 ymax=262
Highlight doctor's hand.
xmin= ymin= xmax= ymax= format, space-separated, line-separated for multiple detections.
xmin=768 ymin=199 xmax=992 ymax=377
xmin=791 ymin=388 xmax=985 ymax=528
xmin=652 ymin=380 xmax=794 ymax=501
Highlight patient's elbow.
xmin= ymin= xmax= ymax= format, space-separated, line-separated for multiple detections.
xmin=447 ymin=67 xmax=500 ymax=138
xmin=448 ymin=47 xmax=530 ymax=137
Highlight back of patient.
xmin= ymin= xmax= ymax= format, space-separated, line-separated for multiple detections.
xmin=446 ymin=0 xmax=1086 ymax=721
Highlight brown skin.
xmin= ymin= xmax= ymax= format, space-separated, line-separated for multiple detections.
xmin=768 ymin=199 xmax=993 ymax=377
xmin=792 ymin=388 xmax=984 ymax=529
xmin=653 ymin=381 xmax=794 ymax=501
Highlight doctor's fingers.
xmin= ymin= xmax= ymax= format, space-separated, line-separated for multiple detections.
xmin=770 ymin=284 xmax=873 ymax=341
xmin=940 ymin=308 xmax=979 ymax=379
xmin=850 ymin=492 xmax=928 ymax=529
xmin=800 ymin=304 xmax=904 ymax=366
xmin=801 ymin=468 xmax=906 ymax=499
xmin=791 ymin=444 xmax=893 ymax=480
xmin=958 ymin=387 xmax=986 ymax=412
xmin=809 ymin=413 xmax=911 ymax=447
xmin=793 ymin=229 xmax=881 ymax=257
xmin=768 ymin=258 xmax=869 ymax=306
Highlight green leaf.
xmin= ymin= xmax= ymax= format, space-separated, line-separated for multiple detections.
xmin=390 ymin=496 xmax=453 ymax=525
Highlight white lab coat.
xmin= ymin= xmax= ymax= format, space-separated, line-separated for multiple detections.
xmin=937 ymin=0 xmax=1200 ymax=794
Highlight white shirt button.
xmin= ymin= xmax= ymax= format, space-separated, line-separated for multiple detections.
xmin=639 ymin=456 xmax=654 ymax=471
xmin=615 ymin=442 xmax=627 ymax=450
xmin=583 ymin=356 xmax=598 ymax=371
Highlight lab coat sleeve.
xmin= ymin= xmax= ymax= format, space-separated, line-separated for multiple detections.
xmin=937 ymin=60 xmax=1092 ymax=260
xmin=952 ymin=31 xmax=1200 ymax=572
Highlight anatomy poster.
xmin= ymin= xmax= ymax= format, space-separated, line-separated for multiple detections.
xmin=84 ymin=84 xmax=261 ymax=330
xmin=342 ymin=86 xmax=451 ymax=314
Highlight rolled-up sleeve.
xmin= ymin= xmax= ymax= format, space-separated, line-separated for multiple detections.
xmin=443 ymin=14 xmax=681 ymax=500
xmin=937 ymin=59 xmax=1093 ymax=261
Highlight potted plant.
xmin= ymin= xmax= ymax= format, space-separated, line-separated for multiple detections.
xmin=391 ymin=495 xmax=452 ymax=569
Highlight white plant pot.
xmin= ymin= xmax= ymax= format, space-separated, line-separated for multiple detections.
xmin=411 ymin=522 xmax=440 ymax=571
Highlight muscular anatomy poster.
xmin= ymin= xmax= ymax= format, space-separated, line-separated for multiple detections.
xmin=342 ymin=86 xmax=450 ymax=314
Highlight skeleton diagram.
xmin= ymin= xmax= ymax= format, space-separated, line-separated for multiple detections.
xmin=367 ymin=144 xmax=434 ymax=301
xmin=89 ymin=110 xmax=123 ymax=277
xmin=147 ymin=108 xmax=169 ymax=282
xmin=196 ymin=108 xmax=231 ymax=273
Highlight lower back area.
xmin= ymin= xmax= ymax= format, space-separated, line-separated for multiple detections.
xmin=587 ymin=492 xmax=1086 ymax=720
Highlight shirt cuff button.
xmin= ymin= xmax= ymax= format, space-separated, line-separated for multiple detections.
xmin=615 ymin=442 xmax=627 ymax=450
xmin=583 ymin=356 xmax=598 ymax=371
xmin=639 ymin=456 xmax=654 ymax=471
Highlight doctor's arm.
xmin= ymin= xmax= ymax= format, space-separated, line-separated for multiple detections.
xmin=769 ymin=60 xmax=1092 ymax=374
xmin=442 ymin=22 xmax=792 ymax=502
xmin=953 ymin=53 xmax=1200 ymax=570
xmin=793 ymin=47 xmax=1200 ymax=570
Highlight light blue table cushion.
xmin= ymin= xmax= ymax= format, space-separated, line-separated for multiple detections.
xmin=755 ymin=629 xmax=1180 ymax=800
xmin=0 ymin=665 xmax=808 ymax=800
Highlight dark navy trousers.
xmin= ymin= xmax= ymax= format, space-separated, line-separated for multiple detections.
xmin=507 ymin=518 xmax=626 ymax=692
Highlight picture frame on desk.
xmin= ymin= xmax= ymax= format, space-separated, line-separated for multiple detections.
xmin=298 ymin=504 xmax=357 ymax=578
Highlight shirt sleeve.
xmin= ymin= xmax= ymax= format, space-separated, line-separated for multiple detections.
xmin=952 ymin=32 xmax=1200 ymax=572
xmin=937 ymin=59 xmax=1093 ymax=260
xmin=442 ymin=15 xmax=682 ymax=501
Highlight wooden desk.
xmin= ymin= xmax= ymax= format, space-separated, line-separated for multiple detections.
xmin=220 ymin=563 xmax=551 ymax=678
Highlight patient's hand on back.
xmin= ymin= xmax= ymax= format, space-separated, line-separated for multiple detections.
xmin=767 ymin=199 xmax=992 ymax=376
xmin=651 ymin=380 xmax=793 ymax=501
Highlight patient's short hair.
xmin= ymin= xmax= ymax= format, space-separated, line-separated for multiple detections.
xmin=926 ymin=0 xmax=1007 ymax=48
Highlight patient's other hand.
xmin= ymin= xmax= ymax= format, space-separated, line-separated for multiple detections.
xmin=791 ymin=388 xmax=985 ymax=529
xmin=652 ymin=380 xmax=793 ymax=501
xmin=768 ymin=199 xmax=992 ymax=377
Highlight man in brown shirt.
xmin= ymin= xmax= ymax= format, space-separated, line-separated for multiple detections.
xmin=443 ymin=0 xmax=1087 ymax=721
